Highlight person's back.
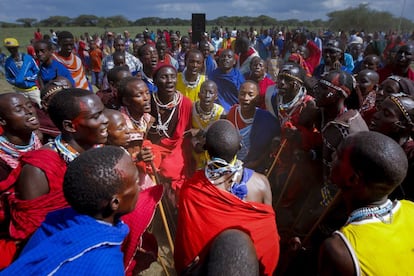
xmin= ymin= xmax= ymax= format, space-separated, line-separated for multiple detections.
xmin=337 ymin=199 xmax=414 ymax=275
xmin=175 ymin=120 xmax=279 ymax=275
xmin=319 ymin=131 xmax=414 ymax=276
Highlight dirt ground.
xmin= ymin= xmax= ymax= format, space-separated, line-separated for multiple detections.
xmin=0 ymin=76 xmax=13 ymax=92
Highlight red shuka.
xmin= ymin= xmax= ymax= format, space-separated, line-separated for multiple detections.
xmin=174 ymin=170 xmax=280 ymax=275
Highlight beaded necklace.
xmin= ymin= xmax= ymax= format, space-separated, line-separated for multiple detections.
xmin=277 ymin=86 xmax=306 ymax=126
xmin=346 ymin=199 xmax=395 ymax=225
xmin=195 ymin=101 xmax=217 ymax=122
xmin=205 ymin=155 xmax=247 ymax=200
xmin=122 ymin=106 xmax=148 ymax=132
xmin=53 ymin=135 xmax=80 ymax=164
xmin=152 ymin=92 xmax=181 ymax=138
xmin=153 ymin=92 xmax=180 ymax=109
xmin=236 ymin=105 xmax=255 ymax=125
xmin=182 ymin=68 xmax=201 ymax=88
xmin=0 ymin=133 xmax=39 ymax=158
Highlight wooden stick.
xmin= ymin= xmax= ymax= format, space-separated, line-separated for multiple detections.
xmin=158 ymin=254 xmax=171 ymax=276
xmin=150 ymin=162 xmax=175 ymax=255
xmin=302 ymin=191 xmax=341 ymax=247
xmin=266 ymin=139 xmax=287 ymax=178
xmin=274 ymin=164 xmax=296 ymax=209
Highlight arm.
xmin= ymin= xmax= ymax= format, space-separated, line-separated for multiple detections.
xmin=58 ymin=64 xmax=75 ymax=86
xmin=14 ymin=164 xmax=50 ymax=200
xmin=246 ymin=172 xmax=272 ymax=205
xmin=5 ymin=59 xmax=16 ymax=85
xmin=260 ymin=174 xmax=272 ymax=205
xmin=319 ymin=234 xmax=356 ymax=276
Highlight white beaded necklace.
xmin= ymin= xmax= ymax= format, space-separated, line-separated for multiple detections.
xmin=237 ymin=105 xmax=255 ymax=124
xmin=195 ymin=101 xmax=217 ymax=122
xmin=153 ymin=92 xmax=179 ymax=109
xmin=182 ymin=68 xmax=201 ymax=88
xmin=346 ymin=199 xmax=395 ymax=225
xmin=124 ymin=107 xmax=147 ymax=131
xmin=152 ymin=92 xmax=180 ymax=138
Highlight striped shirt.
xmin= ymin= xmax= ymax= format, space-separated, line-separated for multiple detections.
xmin=53 ymin=53 xmax=90 ymax=90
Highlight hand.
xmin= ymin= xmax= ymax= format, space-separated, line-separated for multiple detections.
xmin=285 ymin=128 xmax=301 ymax=144
xmin=140 ymin=146 xmax=154 ymax=163
xmin=332 ymin=60 xmax=341 ymax=70
xmin=271 ymin=136 xmax=281 ymax=152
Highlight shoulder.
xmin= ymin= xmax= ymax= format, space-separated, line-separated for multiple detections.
xmin=250 ymin=171 xmax=270 ymax=190
xmin=319 ymin=232 xmax=356 ymax=276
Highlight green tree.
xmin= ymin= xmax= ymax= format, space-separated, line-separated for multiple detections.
xmin=326 ymin=4 xmax=408 ymax=32
xmin=106 ymin=15 xmax=129 ymax=27
xmin=73 ymin=15 xmax=99 ymax=26
xmin=39 ymin=16 xmax=71 ymax=27
xmin=16 ymin=18 xmax=37 ymax=27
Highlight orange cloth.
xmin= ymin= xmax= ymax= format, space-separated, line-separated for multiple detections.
xmin=89 ymin=48 xmax=103 ymax=73
xmin=53 ymin=53 xmax=90 ymax=90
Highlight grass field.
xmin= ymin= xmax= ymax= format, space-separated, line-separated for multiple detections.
xmin=0 ymin=24 xmax=265 ymax=50
xmin=0 ymin=26 xmax=191 ymax=49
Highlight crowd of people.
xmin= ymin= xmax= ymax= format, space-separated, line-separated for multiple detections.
xmin=0 ymin=24 xmax=413 ymax=275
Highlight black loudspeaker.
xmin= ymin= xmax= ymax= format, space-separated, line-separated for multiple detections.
xmin=192 ymin=13 xmax=205 ymax=44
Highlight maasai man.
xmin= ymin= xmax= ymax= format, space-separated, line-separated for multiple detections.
xmin=244 ymin=56 xmax=275 ymax=109
xmin=103 ymin=108 xmax=163 ymax=275
xmin=174 ymin=119 xmax=279 ymax=275
xmin=227 ymin=80 xmax=280 ymax=173
xmin=176 ymin=49 xmax=206 ymax=102
xmin=378 ymin=43 xmax=414 ymax=83
xmin=208 ymin=49 xmax=245 ymax=112
xmin=235 ymin=36 xmax=259 ymax=75
xmin=0 ymin=89 xmax=108 ymax=267
xmin=191 ymin=80 xmax=225 ymax=169
xmin=198 ymin=40 xmax=217 ymax=76
xmin=147 ymin=64 xmax=192 ymax=199
xmin=53 ymin=31 xmax=91 ymax=91
xmin=319 ymin=131 xmax=414 ymax=275
xmin=370 ymin=93 xmax=414 ymax=201
xmin=138 ymin=44 xmax=159 ymax=94
xmin=0 ymin=93 xmax=41 ymax=182
xmin=2 ymin=146 xmax=140 ymax=274
xmin=34 ymin=39 xmax=75 ymax=89
xmin=96 ymin=66 xmax=131 ymax=110
xmin=356 ymin=69 xmax=379 ymax=124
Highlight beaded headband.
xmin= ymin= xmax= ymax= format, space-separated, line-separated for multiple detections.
xmin=319 ymin=79 xmax=350 ymax=98
xmin=278 ymin=72 xmax=304 ymax=84
xmin=389 ymin=95 xmax=414 ymax=126
xmin=41 ymin=85 xmax=64 ymax=101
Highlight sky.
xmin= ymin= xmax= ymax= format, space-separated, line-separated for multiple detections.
xmin=0 ymin=0 xmax=412 ymax=23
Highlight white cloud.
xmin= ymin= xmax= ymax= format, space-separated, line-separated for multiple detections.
xmin=0 ymin=0 xmax=412 ymax=23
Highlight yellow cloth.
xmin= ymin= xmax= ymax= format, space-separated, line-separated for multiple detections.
xmin=176 ymin=73 xmax=205 ymax=103
xmin=339 ymin=200 xmax=414 ymax=276
xmin=191 ymin=102 xmax=225 ymax=169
